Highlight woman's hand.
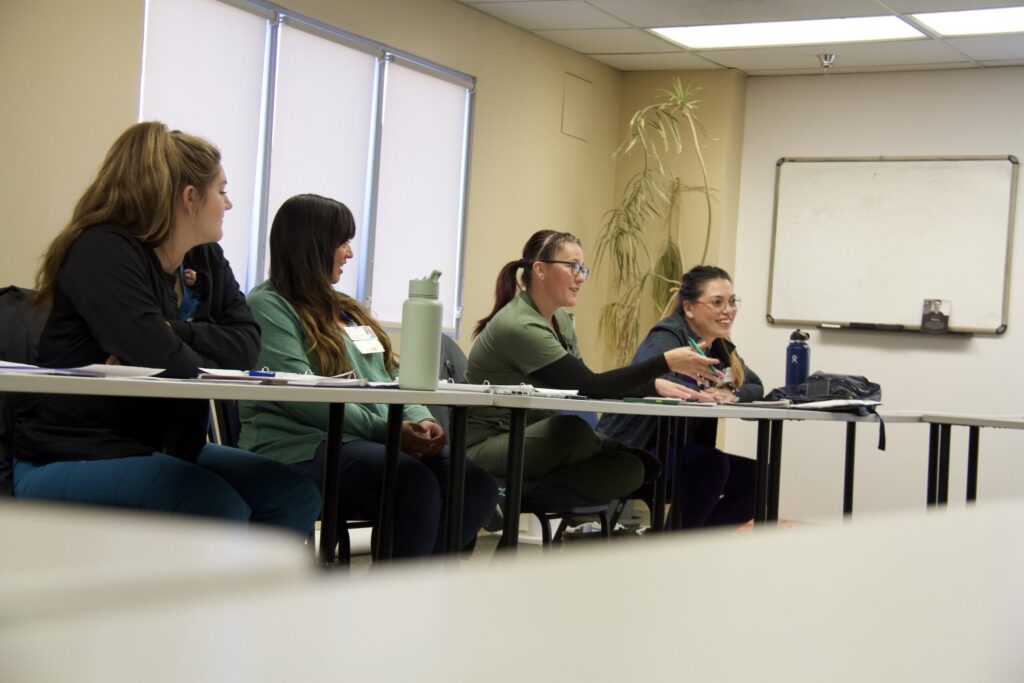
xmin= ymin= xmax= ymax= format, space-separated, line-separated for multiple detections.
xmin=703 ymin=387 xmax=739 ymax=404
xmin=399 ymin=420 xmax=446 ymax=457
xmin=654 ymin=378 xmax=715 ymax=402
xmin=663 ymin=346 xmax=721 ymax=386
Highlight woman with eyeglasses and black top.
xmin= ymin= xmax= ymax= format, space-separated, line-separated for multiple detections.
xmin=466 ymin=230 xmax=722 ymax=503
xmin=597 ymin=265 xmax=762 ymax=528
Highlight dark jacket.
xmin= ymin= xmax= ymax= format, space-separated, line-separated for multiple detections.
xmin=12 ymin=224 xmax=259 ymax=464
xmin=596 ymin=311 xmax=763 ymax=450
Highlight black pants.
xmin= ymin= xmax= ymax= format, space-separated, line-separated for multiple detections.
xmin=292 ymin=439 xmax=498 ymax=558
xmin=669 ymin=444 xmax=756 ymax=529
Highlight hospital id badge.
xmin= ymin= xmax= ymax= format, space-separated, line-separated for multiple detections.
xmin=343 ymin=325 xmax=385 ymax=354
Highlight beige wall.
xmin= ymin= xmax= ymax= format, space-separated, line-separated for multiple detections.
xmin=0 ymin=0 xmax=635 ymax=367
xmin=729 ymin=67 xmax=1024 ymax=519
xmin=0 ymin=0 xmax=143 ymax=290
xmin=0 ymin=0 xmax=752 ymax=372
xmin=278 ymin=0 xmax=627 ymax=363
xmin=599 ymin=69 xmax=747 ymax=366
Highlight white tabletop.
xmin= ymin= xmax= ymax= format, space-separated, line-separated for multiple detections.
xmin=4 ymin=502 xmax=1023 ymax=682
xmin=921 ymin=413 xmax=1024 ymax=430
xmin=490 ymin=393 xmax=921 ymax=424
xmin=0 ymin=499 xmax=315 ymax=622
xmin=0 ymin=372 xmax=493 ymax=406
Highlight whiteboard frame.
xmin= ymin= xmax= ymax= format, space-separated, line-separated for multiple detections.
xmin=766 ymin=155 xmax=1019 ymax=335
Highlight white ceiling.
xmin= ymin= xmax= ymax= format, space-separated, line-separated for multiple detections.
xmin=455 ymin=0 xmax=1024 ymax=74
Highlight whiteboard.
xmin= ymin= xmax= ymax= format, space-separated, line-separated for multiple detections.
xmin=767 ymin=156 xmax=1018 ymax=334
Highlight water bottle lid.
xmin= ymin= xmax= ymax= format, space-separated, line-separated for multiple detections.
xmin=409 ymin=270 xmax=442 ymax=297
xmin=790 ymin=328 xmax=810 ymax=342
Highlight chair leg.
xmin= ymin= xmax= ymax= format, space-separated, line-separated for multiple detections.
xmin=339 ymin=528 xmax=352 ymax=565
xmin=607 ymin=499 xmax=627 ymax=528
xmin=538 ymin=513 xmax=553 ymax=546
xmin=598 ymin=511 xmax=611 ymax=539
xmin=552 ymin=516 xmax=571 ymax=543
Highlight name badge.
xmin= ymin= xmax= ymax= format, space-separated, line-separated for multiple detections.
xmin=343 ymin=325 xmax=385 ymax=354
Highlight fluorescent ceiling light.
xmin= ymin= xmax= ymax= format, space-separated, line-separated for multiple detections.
xmin=651 ymin=16 xmax=924 ymax=49
xmin=912 ymin=7 xmax=1024 ymax=36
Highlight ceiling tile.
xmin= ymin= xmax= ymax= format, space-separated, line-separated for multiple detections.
xmin=533 ymin=27 xmax=679 ymax=52
xmin=583 ymin=0 xmax=890 ymax=28
xmin=703 ymin=38 xmax=974 ymax=72
xmin=748 ymin=61 xmax=979 ymax=76
xmin=882 ymin=0 xmax=1024 ymax=12
xmin=457 ymin=0 xmax=1024 ymax=73
xmin=945 ymin=34 xmax=1024 ymax=60
xmin=589 ymin=51 xmax=723 ymax=70
xmin=463 ymin=1 xmax=628 ymax=30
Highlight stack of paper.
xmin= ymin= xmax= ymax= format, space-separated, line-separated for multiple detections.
xmin=197 ymin=368 xmax=367 ymax=387
xmin=0 ymin=361 xmax=163 ymax=378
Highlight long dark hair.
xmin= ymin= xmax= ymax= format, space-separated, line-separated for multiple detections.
xmin=268 ymin=194 xmax=395 ymax=375
xmin=473 ymin=229 xmax=581 ymax=337
xmin=678 ymin=265 xmax=745 ymax=387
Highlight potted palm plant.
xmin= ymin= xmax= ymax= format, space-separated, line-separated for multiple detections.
xmin=595 ymin=78 xmax=713 ymax=365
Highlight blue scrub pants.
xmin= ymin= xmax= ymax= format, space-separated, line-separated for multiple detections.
xmin=13 ymin=443 xmax=321 ymax=536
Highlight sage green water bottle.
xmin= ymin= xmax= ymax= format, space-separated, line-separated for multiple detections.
xmin=398 ymin=270 xmax=443 ymax=391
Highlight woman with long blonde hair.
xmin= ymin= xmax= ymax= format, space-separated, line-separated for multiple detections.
xmin=10 ymin=122 xmax=320 ymax=535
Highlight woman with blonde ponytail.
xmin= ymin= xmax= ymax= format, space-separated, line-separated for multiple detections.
xmin=12 ymin=122 xmax=321 ymax=536
xmin=597 ymin=265 xmax=763 ymax=529
xmin=239 ymin=194 xmax=497 ymax=558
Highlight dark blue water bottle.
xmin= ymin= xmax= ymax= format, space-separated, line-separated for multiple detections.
xmin=786 ymin=329 xmax=810 ymax=387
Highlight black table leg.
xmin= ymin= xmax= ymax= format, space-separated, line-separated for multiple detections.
xmin=669 ymin=417 xmax=689 ymax=531
xmin=966 ymin=426 xmax=980 ymax=504
xmin=651 ymin=416 xmax=670 ymax=533
xmin=374 ymin=404 xmax=404 ymax=561
xmin=937 ymin=423 xmax=951 ymax=506
xmin=754 ymin=420 xmax=770 ymax=525
xmin=767 ymin=420 xmax=784 ymax=522
xmin=498 ymin=408 xmax=527 ymax=549
xmin=319 ymin=403 xmax=346 ymax=566
xmin=444 ymin=406 xmax=467 ymax=555
xmin=843 ymin=422 xmax=856 ymax=519
xmin=927 ymin=423 xmax=939 ymax=506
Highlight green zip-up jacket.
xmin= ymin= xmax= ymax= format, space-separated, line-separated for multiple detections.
xmin=238 ymin=281 xmax=432 ymax=465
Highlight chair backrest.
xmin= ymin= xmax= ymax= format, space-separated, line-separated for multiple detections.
xmin=426 ymin=334 xmax=467 ymax=432
xmin=0 ymin=286 xmax=49 ymax=495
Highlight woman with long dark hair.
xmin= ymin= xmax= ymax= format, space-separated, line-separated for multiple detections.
xmin=11 ymin=122 xmax=321 ymax=536
xmin=239 ymin=193 xmax=498 ymax=558
xmin=597 ymin=265 xmax=762 ymax=528
xmin=466 ymin=230 xmax=722 ymax=502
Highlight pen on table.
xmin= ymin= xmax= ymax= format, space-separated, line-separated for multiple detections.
xmin=248 ymin=370 xmax=275 ymax=377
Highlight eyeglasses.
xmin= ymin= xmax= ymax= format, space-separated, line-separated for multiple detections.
xmin=695 ymin=296 xmax=741 ymax=311
xmin=540 ymin=260 xmax=590 ymax=280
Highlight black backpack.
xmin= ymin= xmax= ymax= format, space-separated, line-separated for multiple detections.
xmin=0 ymin=286 xmax=49 ymax=495
xmin=766 ymin=372 xmax=885 ymax=449
xmin=765 ymin=371 xmax=881 ymax=405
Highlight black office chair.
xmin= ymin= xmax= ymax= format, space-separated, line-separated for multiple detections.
xmin=430 ymin=339 xmax=612 ymax=548
xmin=207 ymin=397 xmax=370 ymax=563
xmin=513 ymin=408 xmax=613 ymax=548
xmin=0 ymin=286 xmax=49 ymax=497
